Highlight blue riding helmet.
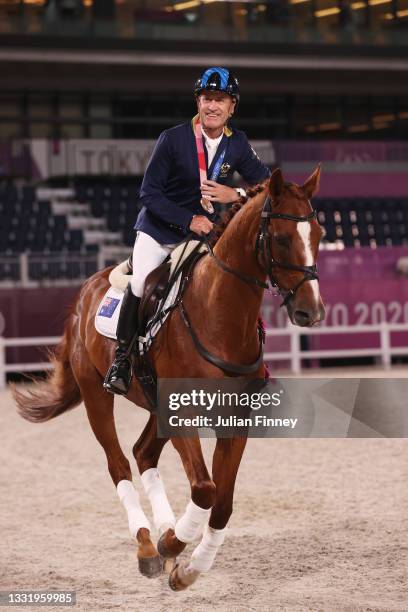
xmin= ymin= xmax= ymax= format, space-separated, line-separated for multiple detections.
xmin=194 ymin=67 xmax=240 ymax=104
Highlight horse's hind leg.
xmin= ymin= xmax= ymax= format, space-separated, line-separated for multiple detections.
xmin=72 ymin=358 xmax=162 ymax=578
xmin=133 ymin=414 xmax=176 ymax=536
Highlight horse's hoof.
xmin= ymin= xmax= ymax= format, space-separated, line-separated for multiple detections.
xmin=157 ymin=528 xmax=186 ymax=559
xmin=168 ymin=561 xmax=200 ymax=591
xmin=138 ymin=555 xmax=163 ymax=579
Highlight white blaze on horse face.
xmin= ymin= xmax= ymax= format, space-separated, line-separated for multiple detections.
xmin=296 ymin=221 xmax=320 ymax=303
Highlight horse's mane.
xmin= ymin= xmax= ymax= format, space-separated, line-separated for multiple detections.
xmin=210 ymin=183 xmax=266 ymax=246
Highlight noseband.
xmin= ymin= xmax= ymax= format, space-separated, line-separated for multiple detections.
xmin=256 ymin=195 xmax=319 ymax=307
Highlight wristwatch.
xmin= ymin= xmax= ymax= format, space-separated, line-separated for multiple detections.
xmin=235 ymin=188 xmax=247 ymax=199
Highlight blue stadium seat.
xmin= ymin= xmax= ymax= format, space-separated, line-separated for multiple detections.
xmin=67 ymin=230 xmax=84 ymax=251
xmin=66 ymin=261 xmax=81 ymax=279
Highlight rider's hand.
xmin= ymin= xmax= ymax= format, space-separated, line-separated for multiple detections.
xmin=200 ymin=180 xmax=240 ymax=204
xmin=189 ymin=215 xmax=214 ymax=235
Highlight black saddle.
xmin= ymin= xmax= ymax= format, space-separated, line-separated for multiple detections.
xmin=126 ymin=240 xmax=205 ymax=407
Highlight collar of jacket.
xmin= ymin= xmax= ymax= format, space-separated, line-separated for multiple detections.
xmin=191 ymin=114 xmax=233 ymax=137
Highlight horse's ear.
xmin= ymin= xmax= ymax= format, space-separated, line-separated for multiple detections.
xmin=269 ymin=168 xmax=285 ymax=200
xmin=302 ymin=164 xmax=321 ymax=198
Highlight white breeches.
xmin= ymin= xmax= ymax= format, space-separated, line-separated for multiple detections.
xmin=130 ymin=232 xmax=176 ymax=297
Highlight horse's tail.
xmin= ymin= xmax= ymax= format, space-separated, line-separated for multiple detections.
xmin=12 ymin=316 xmax=82 ymax=423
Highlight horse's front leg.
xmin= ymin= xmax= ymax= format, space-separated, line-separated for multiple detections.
xmin=157 ymin=436 xmax=216 ymax=585
xmin=168 ymin=436 xmax=247 ymax=591
xmin=133 ymin=414 xmax=175 ymax=536
xmin=133 ymin=414 xmax=178 ymax=574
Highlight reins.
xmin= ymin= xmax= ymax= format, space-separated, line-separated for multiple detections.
xmin=179 ymin=300 xmax=264 ymax=375
xmin=177 ymin=192 xmax=319 ymax=375
xmin=202 ymin=234 xmax=268 ymax=290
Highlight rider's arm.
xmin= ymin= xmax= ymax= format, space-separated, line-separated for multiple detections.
xmin=139 ymin=131 xmax=194 ymax=231
xmin=237 ymin=134 xmax=271 ymax=186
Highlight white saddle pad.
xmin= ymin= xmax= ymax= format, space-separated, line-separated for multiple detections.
xmin=95 ymin=275 xmax=183 ymax=352
xmin=94 ymin=287 xmax=124 ymax=340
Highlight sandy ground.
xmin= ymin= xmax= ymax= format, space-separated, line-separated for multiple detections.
xmin=1 ymin=386 xmax=407 ymax=612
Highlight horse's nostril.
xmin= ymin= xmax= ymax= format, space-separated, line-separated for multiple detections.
xmin=294 ymin=310 xmax=311 ymax=327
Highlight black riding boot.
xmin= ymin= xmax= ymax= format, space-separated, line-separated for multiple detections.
xmin=103 ymin=286 xmax=141 ymax=396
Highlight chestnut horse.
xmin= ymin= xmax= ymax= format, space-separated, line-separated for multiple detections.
xmin=13 ymin=167 xmax=325 ymax=591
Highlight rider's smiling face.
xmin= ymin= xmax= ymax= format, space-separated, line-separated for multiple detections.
xmin=197 ymin=91 xmax=236 ymax=137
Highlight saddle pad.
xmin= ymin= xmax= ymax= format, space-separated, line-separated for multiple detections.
xmin=94 ymin=287 xmax=124 ymax=340
xmin=95 ymin=276 xmax=183 ymax=351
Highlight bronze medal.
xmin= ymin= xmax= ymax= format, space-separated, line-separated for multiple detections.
xmin=200 ymin=196 xmax=214 ymax=214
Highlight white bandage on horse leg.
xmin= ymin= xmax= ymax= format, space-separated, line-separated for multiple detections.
xmin=175 ymin=499 xmax=211 ymax=544
xmin=188 ymin=524 xmax=227 ymax=573
xmin=117 ymin=479 xmax=151 ymax=539
xmin=140 ymin=468 xmax=176 ymax=535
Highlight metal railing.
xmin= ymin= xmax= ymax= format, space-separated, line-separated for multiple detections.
xmin=264 ymin=322 xmax=408 ymax=374
xmin=1 ymin=15 xmax=407 ymax=48
xmin=0 ymin=335 xmax=59 ymax=390
xmin=1 ymin=322 xmax=408 ymax=389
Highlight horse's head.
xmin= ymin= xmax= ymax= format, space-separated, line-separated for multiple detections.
xmin=258 ymin=166 xmax=325 ymax=327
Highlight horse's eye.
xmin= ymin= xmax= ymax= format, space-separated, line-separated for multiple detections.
xmin=275 ymin=235 xmax=290 ymax=247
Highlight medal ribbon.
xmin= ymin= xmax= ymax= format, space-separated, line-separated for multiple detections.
xmin=195 ymin=119 xmax=227 ymax=214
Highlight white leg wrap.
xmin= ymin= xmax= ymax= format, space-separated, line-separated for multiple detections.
xmin=175 ymin=500 xmax=211 ymax=544
xmin=140 ymin=468 xmax=176 ymax=535
xmin=188 ymin=524 xmax=227 ymax=573
xmin=117 ymin=479 xmax=151 ymax=539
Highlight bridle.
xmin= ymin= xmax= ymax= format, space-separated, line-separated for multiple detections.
xmin=203 ymin=193 xmax=319 ymax=307
xmin=178 ymin=192 xmax=320 ymax=375
xmin=256 ymin=194 xmax=319 ymax=307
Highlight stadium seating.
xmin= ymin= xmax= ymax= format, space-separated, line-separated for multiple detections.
xmin=1 ymin=180 xmax=407 ymax=282
xmin=74 ymin=180 xmax=142 ymax=247
xmin=315 ymin=197 xmax=408 ymax=248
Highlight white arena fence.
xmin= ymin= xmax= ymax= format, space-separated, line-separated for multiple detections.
xmin=1 ymin=323 xmax=408 ymax=389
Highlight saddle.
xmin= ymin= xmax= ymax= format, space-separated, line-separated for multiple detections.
xmin=126 ymin=241 xmax=205 ymax=407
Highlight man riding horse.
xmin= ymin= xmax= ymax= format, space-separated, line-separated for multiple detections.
xmin=104 ymin=66 xmax=271 ymax=396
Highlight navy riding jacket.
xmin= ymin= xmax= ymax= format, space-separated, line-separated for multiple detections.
xmin=135 ymin=115 xmax=271 ymax=244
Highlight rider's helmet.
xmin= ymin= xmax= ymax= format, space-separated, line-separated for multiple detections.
xmin=194 ymin=67 xmax=240 ymax=105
